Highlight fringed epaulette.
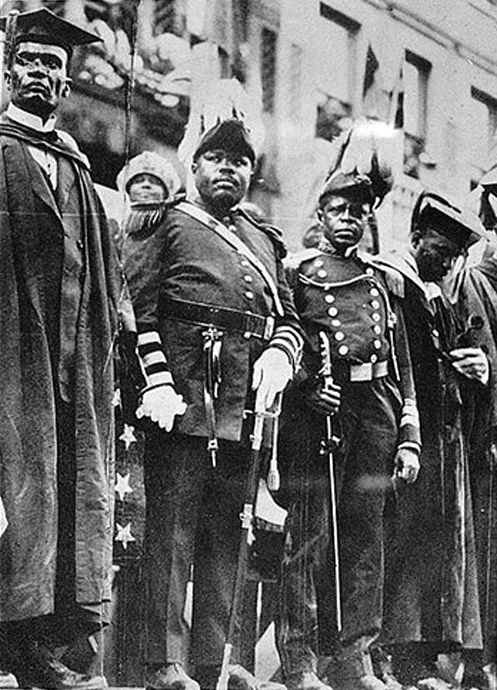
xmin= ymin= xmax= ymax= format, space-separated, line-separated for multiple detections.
xmin=369 ymin=255 xmax=406 ymax=298
xmin=124 ymin=195 xmax=185 ymax=238
xmin=237 ymin=206 xmax=288 ymax=259
xmin=284 ymin=247 xmax=323 ymax=272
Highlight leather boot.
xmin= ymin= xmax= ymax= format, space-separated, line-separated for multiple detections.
xmin=327 ymin=639 xmax=389 ymax=690
xmin=146 ymin=663 xmax=201 ymax=690
xmin=227 ymin=664 xmax=286 ymax=690
xmin=12 ymin=640 xmax=107 ymax=690
xmin=285 ymin=670 xmax=333 ymax=690
xmin=371 ymin=647 xmax=403 ymax=690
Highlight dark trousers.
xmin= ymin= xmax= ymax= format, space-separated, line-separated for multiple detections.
xmin=143 ymin=430 xmax=254 ymax=669
xmin=277 ymin=378 xmax=401 ymax=675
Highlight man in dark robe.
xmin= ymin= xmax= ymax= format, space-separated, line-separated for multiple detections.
xmin=0 ymin=9 xmax=121 ymax=689
xmin=378 ymin=192 xmax=489 ymax=690
xmin=453 ymin=243 xmax=497 ymax=690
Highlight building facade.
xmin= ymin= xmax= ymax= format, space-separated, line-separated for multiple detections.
xmin=2 ymin=0 xmax=497 ymax=251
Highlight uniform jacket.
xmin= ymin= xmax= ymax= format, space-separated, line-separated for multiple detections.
xmin=285 ymin=246 xmax=420 ymax=449
xmin=0 ymin=114 xmax=120 ymax=622
xmin=124 ymin=201 xmax=302 ymax=442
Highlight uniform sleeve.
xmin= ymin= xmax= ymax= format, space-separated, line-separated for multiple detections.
xmin=268 ymin=254 xmax=305 ymax=373
xmin=392 ymin=295 xmax=422 ymax=451
xmin=123 ymin=222 xmax=174 ymax=391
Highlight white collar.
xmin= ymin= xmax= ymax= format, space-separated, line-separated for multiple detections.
xmin=7 ymin=103 xmax=57 ymax=133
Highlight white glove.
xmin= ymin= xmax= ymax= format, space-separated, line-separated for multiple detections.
xmin=450 ymin=347 xmax=489 ymax=385
xmin=252 ymin=347 xmax=293 ymax=412
xmin=136 ymin=385 xmax=187 ymax=431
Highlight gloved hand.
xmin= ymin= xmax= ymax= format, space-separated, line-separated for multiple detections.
xmin=449 ymin=347 xmax=489 ymax=384
xmin=252 ymin=347 xmax=293 ymax=412
xmin=136 ymin=384 xmax=187 ymax=431
xmin=303 ymin=378 xmax=342 ymax=416
xmin=392 ymin=447 xmax=420 ymax=485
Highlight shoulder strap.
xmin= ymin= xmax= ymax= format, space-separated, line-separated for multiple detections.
xmin=176 ymin=200 xmax=284 ymax=316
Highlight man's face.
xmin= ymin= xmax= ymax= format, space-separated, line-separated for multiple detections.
xmin=5 ymin=42 xmax=70 ymax=119
xmin=411 ymin=227 xmax=462 ymax=282
xmin=319 ymin=194 xmax=370 ymax=253
xmin=128 ymin=173 xmax=167 ymax=203
xmin=193 ymin=148 xmax=253 ymax=212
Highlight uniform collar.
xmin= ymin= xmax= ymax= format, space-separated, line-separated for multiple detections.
xmin=319 ymin=236 xmax=359 ymax=258
xmin=6 ymin=103 xmax=57 ymax=133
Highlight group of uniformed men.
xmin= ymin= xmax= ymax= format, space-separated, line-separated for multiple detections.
xmin=0 ymin=7 xmax=495 ymax=690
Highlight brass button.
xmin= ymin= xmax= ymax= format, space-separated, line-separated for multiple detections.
xmin=331 ymin=319 xmax=341 ymax=327
xmin=245 ymin=291 xmax=254 ymax=299
xmin=371 ymin=300 xmax=380 ymax=309
xmin=325 ymin=294 xmax=335 ymax=303
xmin=370 ymin=288 xmax=379 ymax=297
xmin=370 ymin=354 xmax=378 ymax=363
xmin=314 ymin=259 xmax=324 ymax=267
xmin=338 ymin=345 xmax=349 ymax=356
xmin=372 ymin=313 xmax=381 ymax=323
xmin=335 ymin=331 xmax=345 ymax=342
xmin=328 ymin=307 xmax=338 ymax=317
xmin=374 ymin=340 xmax=382 ymax=349
xmin=317 ymin=269 xmax=327 ymax=278
xmin=373 ymin=325 xmax=382 ymax=335
xmin=244 ymin=275 xmax=253 ymax=283
xmin=366 ymin=267 xmax=374 ymax=276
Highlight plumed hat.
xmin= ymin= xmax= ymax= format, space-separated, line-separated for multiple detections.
xmin=178 ymin=78 xmax=264 ymax=168
xmin=319 ymin=119 xmax=396 ymax=208
xmin=0 ymin=8 xmax=101 ymax=66
xmin=411 ymin=190 xmax=488 ymax=248
xmin=116 ymin=151 xmax=181 ymax=198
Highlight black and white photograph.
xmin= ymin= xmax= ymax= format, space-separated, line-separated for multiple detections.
xmin=0 ymin=2 xmax=496 ymax=690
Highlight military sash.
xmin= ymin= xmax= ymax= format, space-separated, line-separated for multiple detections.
xmin=176 ymin=200 xmax=284 ymax=316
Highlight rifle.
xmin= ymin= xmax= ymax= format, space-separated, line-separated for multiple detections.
xmin=318 ymin=331 xmax=342 ymax=633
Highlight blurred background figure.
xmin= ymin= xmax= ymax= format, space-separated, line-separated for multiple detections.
xmin=116 ymin=150 xmax=182 ymax=242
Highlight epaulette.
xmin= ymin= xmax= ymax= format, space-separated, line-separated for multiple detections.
xmin=369 ymin=256 xmax=406 ymax=298
xmin=237 ymin=206 xmax=288 ymax=259
xmin=283 ymin=247 xmax=323 ymax=272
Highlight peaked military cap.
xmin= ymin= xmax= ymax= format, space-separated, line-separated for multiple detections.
xmin=318 ymin=170 xmax=375 ymax=207
xmin=412 ymin=191 xmax=488 ymax=248
xmin=0 ymin=8 xmax=101 ymax=61
xmin=193 ymin=119 xmax=256 ymax=165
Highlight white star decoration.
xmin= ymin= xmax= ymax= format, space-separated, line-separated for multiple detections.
xmin=112 ymin=389 xmax=121 ymax=407
xmin=115 ymin=472 xmax=134 ymax=501
xmin=119 ymin=423 xmax=137 ymax=450
xmin=115 ymin=522 xmax=136 ymax=550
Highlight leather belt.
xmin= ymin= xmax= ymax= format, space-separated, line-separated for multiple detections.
xmin=334 ymin=360 xmax=389 ymax=383
xmin=164 ymin=297 xmax=275 ymax=341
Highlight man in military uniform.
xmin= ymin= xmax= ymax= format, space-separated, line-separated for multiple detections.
xmin=0 ymin=8 xmax=121 ymax=690
xmin=276 ymin=169 xmax=421 ymax=690
xmin=378 ymin=192 xmax=489 ymax=689
xmin=124 ymin=111 xmax=303 ymax=690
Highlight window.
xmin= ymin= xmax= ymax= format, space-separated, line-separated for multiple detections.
xmin=468 ymin=88 xmax=497 ymax=186
xmin=403 ymin=50 xmax=431 ymax=178
xmin=261 ymin=27 xmax=277 ymax=113
xmin=315 ymin=4 xmax=359 ymax=141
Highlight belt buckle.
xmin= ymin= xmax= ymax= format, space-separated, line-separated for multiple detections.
xmin=350 ymin=362 xmax=373 ymax=382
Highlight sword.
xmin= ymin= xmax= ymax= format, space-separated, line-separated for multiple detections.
xmin=319 ymin=330 xmax=342 ymax=633
xmin=216 ymin=409 xmax=266 ymax=690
